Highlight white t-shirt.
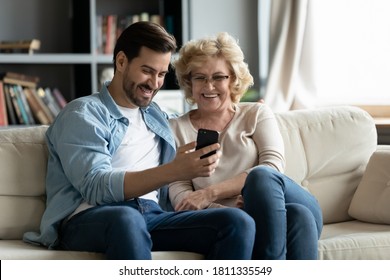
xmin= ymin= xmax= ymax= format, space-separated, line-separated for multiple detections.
xmin=113 ymin=106 xmax=160 ymax=202
xmin=69 ymin=106 xmax=161 ymax=219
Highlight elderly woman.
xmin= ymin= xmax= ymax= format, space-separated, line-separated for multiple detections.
xmin=169 ymin=32 xmax=323 ymax=260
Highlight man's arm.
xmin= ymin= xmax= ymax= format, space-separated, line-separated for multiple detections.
xmin=123 ymin=141 xmax=220 ymax=200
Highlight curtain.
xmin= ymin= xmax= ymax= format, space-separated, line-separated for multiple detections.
xmin=262 ymin=0 xmax=316 ymax=112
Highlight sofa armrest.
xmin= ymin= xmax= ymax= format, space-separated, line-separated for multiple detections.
xmin=348 ymin=145 xmax=390 ymax=224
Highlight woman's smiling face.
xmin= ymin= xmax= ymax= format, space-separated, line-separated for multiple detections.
xmin=190 ymin=56 xmax=233 ymax=112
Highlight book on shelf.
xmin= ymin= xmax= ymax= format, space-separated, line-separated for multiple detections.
xmin=36 ymin=87 xmax=61 ymax=119
xmin=3 ymin=72 xmax=40 ymax=83
xmin=2 ymin=84 xmax=18 ymax=125
xmin=140 ymin=12 xmax=150 ymax=22
xmin=104 ymin=14 xmax=118 ymax=54
xmin=0 ymin=72 xmax=68 ymax=125
xmin=96 ymin=15 xmax=104 ymax=54
xmin=0 ymin=72 xmax=39 ymax=88
xmin=115 ymin=14 xmax=136 ymax=39
xmin=96 ymin=13 xmax=161 ymax=54
xmin=0 ymin=39 xmax=41 ymax=54
xmin=7 ymin=84 xmax=25 ymax=124
xmin=23 ymin=88 xmax=52 ymax=125
xmin=14 ymin=84 xmax=36 ymax=125
xmin=32 ymin=88 xmax=55 ymax=124
xmin=150 ymin=15 xmax=162 ymax=25
xmin=0 ymin=81 xmax=9 ymax=126
xmin=46 ymin=88 xmax=62 ymax=116
xmin=51 ymin=88 xmax=67 ymax=109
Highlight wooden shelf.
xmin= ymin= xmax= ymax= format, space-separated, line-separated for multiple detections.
xmin=0 ymin=54 xmax=113 ymax=65
xmin=374 ymin=118 xmax=390 ymax=128
xmin=374 ymin=118 xmax=390 ymax=145
xmin=1 ymin=54 xmax=91 ymax=64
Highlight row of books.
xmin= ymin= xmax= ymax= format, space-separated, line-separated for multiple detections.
xmin=0 ymin=72 xmax=67 ymax=126
xmin=96 ymin=13 xmax=162 ymax=54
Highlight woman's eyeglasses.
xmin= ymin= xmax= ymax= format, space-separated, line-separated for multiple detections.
xmin=191 ymin=75 xmax=230 ymax=86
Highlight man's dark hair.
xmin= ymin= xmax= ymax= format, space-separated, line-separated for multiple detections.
xmin=113 ymin=21 xmax=177 ymax=71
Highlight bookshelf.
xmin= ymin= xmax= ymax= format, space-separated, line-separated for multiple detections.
xmin=0 ymin=0 xmax=186 ymax=103
xmin=0 ymin=0 xmax=258 ymax=122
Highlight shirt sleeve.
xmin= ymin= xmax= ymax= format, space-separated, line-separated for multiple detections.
xmin=48 ymin=103 xmax=125 ymax=205
xmin=168 ymin=180 xmax=194 ymax=208
xmin=249 ymin=104 xmax=285 ymax=173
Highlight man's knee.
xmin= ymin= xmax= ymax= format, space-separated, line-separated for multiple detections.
xmin=219 ymin=208 xmax=256 ymax=236
xmin=104 ymin=206 xmax=146 ymax=232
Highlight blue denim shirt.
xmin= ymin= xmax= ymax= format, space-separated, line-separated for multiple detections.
xmin=23 ymin=82 xmax=176 ymax=248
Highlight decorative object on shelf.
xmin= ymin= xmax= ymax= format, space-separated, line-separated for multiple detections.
xmin=99 ymin=67 xmax=114 ymax=89
xmin=0 ymin=39 xmax=41 ymax=54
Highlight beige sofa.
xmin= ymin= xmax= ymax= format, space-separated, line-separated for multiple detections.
xmin=1 ymin=105 xmax=390 ymax=260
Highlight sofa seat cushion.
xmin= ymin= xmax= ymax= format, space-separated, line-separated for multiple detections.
xmin=0 ymin=240 xmax=204 ymax=260
xmin=0 ymin=240 xmax=104 ymax=260
xmin=348 ymin=146 xmax=390 ymax=224
xmin=319 ymin=220 xmax=390 ymax=259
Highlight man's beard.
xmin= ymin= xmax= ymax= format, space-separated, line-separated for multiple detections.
xmin=123 ymin=80 xmax=157 ymax=108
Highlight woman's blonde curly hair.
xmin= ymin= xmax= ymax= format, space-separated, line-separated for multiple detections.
xmin=172 ymin=32 xmax=254 ymax=105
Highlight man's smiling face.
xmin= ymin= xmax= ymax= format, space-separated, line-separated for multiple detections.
xmin=122 ymin=46 xmax=171 ymax=108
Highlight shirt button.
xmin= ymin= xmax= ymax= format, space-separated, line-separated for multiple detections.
xmin=301 ymin=180 xmax=309 ymax=187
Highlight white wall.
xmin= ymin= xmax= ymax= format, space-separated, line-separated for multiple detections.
xmin=185 ymin=0 xmax=260 ymax=90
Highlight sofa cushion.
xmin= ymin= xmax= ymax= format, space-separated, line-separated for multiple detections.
xmin=348 ymin=146 xmax=390 ymax=224
xmin=0 ymin=240 xmax=204 ymax=260
xmin=0 ymin=126 xmax=48 ymax=239
xmin=276 ymin=106 xmax=377 ymax=224
xmin=319 ymin=220 xmax=390 ymax=259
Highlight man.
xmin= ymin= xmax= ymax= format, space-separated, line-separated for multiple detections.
xmin=23 ymin=22 xmax=255 ymax=259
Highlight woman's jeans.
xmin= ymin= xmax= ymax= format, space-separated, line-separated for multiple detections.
xmin=242 ymin=166 xmax=323 ymax=260
xmin=59 ymin=198 xmax=255 ymax=260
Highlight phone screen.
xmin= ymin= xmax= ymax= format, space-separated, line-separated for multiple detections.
xmin=196 ymin=128 xmax=219 ymax=159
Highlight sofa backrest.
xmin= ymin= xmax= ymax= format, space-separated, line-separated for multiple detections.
xmin=0 ymin=105 xmax=378 ymax=239
xmin=0 ymin=126 xmax=48 ymax=240
xmin=276 ymin=105 xmax=377 ymax=224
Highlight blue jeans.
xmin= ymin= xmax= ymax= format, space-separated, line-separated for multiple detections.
xmin=58 ymin=198 xmax=255 ymax=260
xmin=242 ymin=166 xmax=323 ymax=260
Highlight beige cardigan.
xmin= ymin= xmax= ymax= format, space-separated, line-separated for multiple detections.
xmin=168 ymin=102 xmax=285 ymax=208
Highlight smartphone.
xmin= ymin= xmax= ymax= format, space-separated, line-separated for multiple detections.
xmin=195 ymin=128 xmax=219 ymax=159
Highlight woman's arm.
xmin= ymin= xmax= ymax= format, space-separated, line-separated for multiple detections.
xmin=173 ymin=172 xmax=248 ymax=211
xmin=252 ymin=105 xmax=285 ymax=172
xmin=169 ymin=179 xmax=194 ymax=209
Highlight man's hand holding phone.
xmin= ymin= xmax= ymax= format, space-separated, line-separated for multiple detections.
xmin=171 ymin=129 xmax=220 ymax=180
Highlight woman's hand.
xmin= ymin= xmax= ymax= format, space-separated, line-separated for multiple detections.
xmin=235 ymin=195 xmax=245 ymax=209
xmin=175 ymin=188 xmax=214 ymax=211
